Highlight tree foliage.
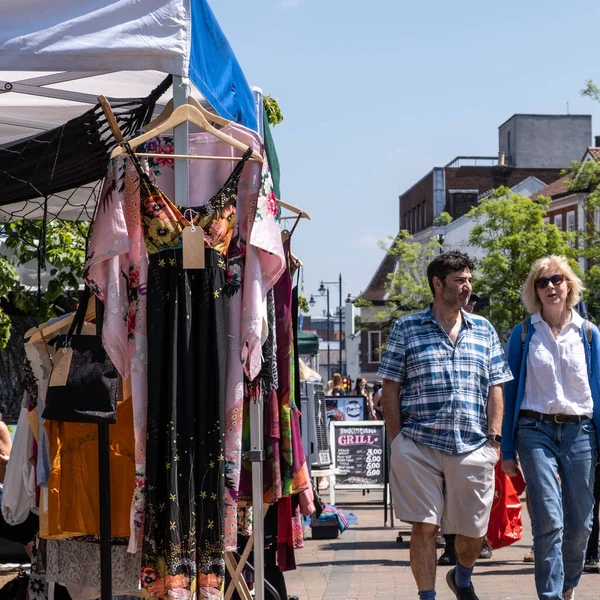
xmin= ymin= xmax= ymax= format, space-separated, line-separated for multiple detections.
xmin=263 ymin=95 xmax=284 ymax=126
xmin=377 ymin=229 xmax=446 ymax=324
xmin=0 ymin=220 xmax=89 ymax=347
xmin=468 ymin=187 xmax=573 ymax=339
xmin=298 ymin=293 xmax=310 ymax=314
xmin=562 ymin=159 xmax=600 ymax=316
xmin=581 ymin=80 xmax=600 ymax=105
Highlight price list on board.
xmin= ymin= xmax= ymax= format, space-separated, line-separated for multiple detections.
xmin=332 ymin=423 xmax=385 ymax=489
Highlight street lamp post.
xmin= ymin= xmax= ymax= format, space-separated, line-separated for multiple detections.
xmin=314 ymin=274 xmax=343 ymax=377
xmin=309 ymin=290 xmax=332 ymax=380
xmin=325 ymin=288 xmax=331 ymax=380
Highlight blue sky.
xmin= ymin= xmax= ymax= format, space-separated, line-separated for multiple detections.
xmin=210 ymin=0 xmax=600 ymax=316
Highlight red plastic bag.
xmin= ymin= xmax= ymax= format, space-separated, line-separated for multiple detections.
xmin=486 ymin=461 xmax=526 ymax=549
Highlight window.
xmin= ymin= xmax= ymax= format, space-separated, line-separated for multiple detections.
xmin=566 ymin=211 xmax=576 ymax=247
xmin=543 ymin=216 xmax=550 ymax=226
xmin=448 ymin=191 xmax=478 ymax=218
xmin=554 ymin=214 xmax=563 ymax=230
xmin=368 ymin=331 xmax=382 ymax=363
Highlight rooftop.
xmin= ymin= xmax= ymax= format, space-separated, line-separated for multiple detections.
xmin=588 ymin=147 xmax=600 ymax=161
xmin=498 ymin=113 xmax=591 ymax=129
xmin=357 ymin=240 xmax=398 ymax=304
xmin=531 ymin=173 xmax=572 ymax=200
xmin=445 ymin=156 xmax=498 ymax=168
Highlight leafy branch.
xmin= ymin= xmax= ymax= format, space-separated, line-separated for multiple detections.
xmin=263 ymin=95 xmax=284 ymax=126
xmin=0 ymin=220 xmax=89 ymax=347
xmin=581 ymin=80 xmax=600 ymax=105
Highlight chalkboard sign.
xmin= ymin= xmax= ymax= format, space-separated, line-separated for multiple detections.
xmin=330 ymin=420 xmax=386 ymax=490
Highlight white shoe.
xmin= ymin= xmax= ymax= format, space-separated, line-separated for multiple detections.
xmin=564 ymin=588 xmax=575 ymax=600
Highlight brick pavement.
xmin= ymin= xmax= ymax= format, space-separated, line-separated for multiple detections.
xmin=285 ymin=490 xmax=600 ymax=600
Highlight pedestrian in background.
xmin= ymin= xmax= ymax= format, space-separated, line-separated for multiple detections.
xmin=331 ymin=373 xmax=345 ymax=396
xmin=351 ymin=377 xmax=376 ymax=419
xmin=373 ymin=383 xmax=384 ymax=420
xmin=380 ymin=251 xmax=512 ymax=600
xmin=502 ymin=255 xmax=600 ymax=600
xmin=584 ymin=465 xmax=600 ymax=572
xmin=465 ymin=293 xmax=479 ymax=314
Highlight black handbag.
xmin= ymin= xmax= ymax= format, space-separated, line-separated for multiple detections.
xmin=42 ymin=287 xmax=118 ymax=424
xmin=0 ymin=570 xmax=28 ymax=600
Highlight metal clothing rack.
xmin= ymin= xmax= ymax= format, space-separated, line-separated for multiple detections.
xmin=100 ymin=81 xmax=270 ymax=600
xmin=170 ymin=81 xmax=268 ymax=600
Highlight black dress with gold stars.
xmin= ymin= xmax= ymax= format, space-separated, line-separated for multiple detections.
xmin=128 ymin=146 xmax=252 ymax=600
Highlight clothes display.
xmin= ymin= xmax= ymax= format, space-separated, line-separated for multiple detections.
xmin=2 ymin=96 xmax=314 ymax=600
xmin=44 ymin=394 xmax=135 ymax=538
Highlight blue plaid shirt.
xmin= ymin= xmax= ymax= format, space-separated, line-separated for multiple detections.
xmin=378 ymin=305 xmax=513 ymax=454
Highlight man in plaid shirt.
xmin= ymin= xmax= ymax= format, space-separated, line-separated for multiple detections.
xmin=379 ymin=251 xmax=512 ymax=600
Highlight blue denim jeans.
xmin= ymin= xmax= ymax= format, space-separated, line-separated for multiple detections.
xmin=517 ymin=416 xmax=597 ymax=599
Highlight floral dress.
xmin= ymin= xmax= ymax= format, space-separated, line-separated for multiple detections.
xmin=139 ymin=129 xmax=271 ymax=553
xmin=128 ymin=146 xmax=252 ymax=600
xmin=85 ymin=156 xmax=149 ymax=553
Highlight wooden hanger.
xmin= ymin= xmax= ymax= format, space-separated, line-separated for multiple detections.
xmin=109 ymin=103 xmax=263 ymax=163
xmin=99 ymin=96 xmax=124 ymax=144
xmin=143 ymin=96 xmax=230 ymax=131
xmin=25 ymin=298 xmax=96 ymax=345
xmin=276 ymin=200 xmax=311 ymax=220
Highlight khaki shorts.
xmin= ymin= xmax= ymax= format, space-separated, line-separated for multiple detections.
xmin=389 ymin=433 xmax=497 ymax=538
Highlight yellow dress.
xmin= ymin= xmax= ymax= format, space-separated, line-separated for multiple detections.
xmin=42 ymin=382 xmax=135 ymax=538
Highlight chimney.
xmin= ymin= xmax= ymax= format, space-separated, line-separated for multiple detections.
xmin=595 ymin=135 xmax=600 ymax=148
xmin=498 ymin=151 xmax=506 ymax=167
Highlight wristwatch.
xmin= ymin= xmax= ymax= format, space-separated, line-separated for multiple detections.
xmin=487 ymin=434 xmax=502 ymax=445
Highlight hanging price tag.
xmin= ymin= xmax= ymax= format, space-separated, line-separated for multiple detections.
xmin=49 ymin=347 xmax=73 ymax=387
xmin=182 ymin=225 xmax=205 ymax=269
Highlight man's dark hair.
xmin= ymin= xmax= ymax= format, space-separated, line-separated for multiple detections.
xmin=427 ymin=251 xmax=476 ymax=295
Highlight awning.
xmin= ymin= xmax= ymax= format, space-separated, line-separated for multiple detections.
xmin=298 ymin=332 xmax=319 ymax=356
xmin=0 ymin=0 xmax=258 ymax=220
xmin=0 ymin=0 xmax=256 ymax=131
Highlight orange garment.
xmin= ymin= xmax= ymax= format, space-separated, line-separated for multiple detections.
xmin=43 ymin=386 xmax=135 ymax=538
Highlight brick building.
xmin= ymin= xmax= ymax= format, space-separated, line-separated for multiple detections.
xmin=400 ymin=159 xmax=565 ymax=235
xmin=358 ymin=114 xmax=592 ymax=380
xmin=532 ymin=143 xmax=600 ymax=258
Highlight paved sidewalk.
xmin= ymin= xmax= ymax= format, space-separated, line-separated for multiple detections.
xmin=285 ymin=490 xmax=600 ymax=600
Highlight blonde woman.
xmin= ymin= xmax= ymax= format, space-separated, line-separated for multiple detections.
xmin=331 ymin=372 xmax=345 ymax=396
xmin=502 ymin=255 xmax=600 ymax=600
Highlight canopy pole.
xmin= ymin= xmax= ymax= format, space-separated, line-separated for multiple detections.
xmin=249 ymin=86 xmax=265 ymax=600
xmin=172 ymin=76 xmax=190 ymax=206
xmin=248 ymin=395 xmax=265 ymax=600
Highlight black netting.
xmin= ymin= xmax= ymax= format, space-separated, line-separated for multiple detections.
xmin=0 ymin=74 xmax=172 ymax=213
xmin=0 ymin=316 xmax=36 ymax=424
xmin=0 ymin=76 xmax=173 ymax=414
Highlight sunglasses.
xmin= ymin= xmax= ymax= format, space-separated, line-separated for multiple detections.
xmin=535 ymin=274 xmax=565 ymax=289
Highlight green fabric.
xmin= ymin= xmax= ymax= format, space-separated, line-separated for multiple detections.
xmin=298 ymin=331 xmax=319 ymax=356
xmin=263 ymin=118 xmax=281 ymax=199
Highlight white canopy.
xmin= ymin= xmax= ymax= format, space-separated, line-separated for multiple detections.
xmin=0 ymin=71 xmax=172 ymax=147
xmin=0 ymin=1 xmax=189 ymax=75
xmin=0 ymin=0 xmax=258 ymax=221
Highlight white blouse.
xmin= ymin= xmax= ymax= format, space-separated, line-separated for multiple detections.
xmin=522 ymin=310 xmax=593 ymax=417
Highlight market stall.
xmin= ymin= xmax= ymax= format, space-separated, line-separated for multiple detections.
xmin=0 ymin=3 xmax=314 ymax=600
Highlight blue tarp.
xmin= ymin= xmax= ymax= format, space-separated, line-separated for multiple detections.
xmin=190 ymin=1 xmax=258 ymax=132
